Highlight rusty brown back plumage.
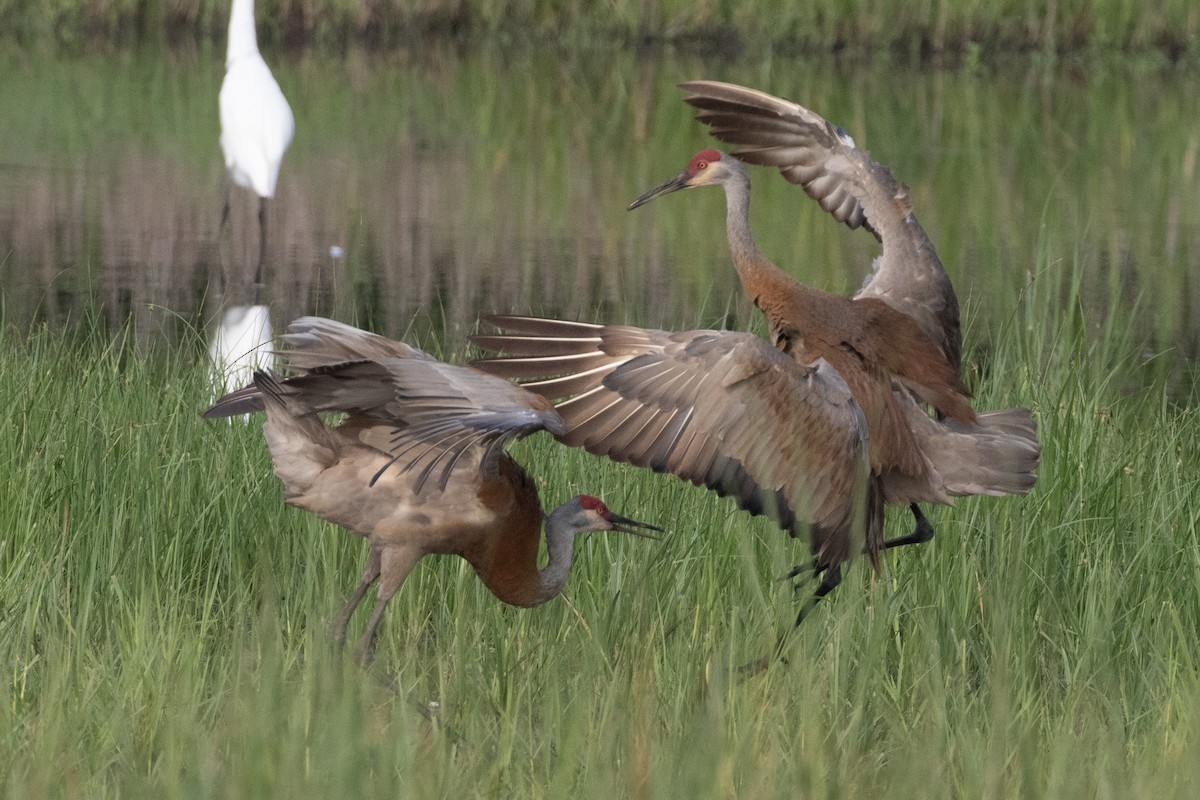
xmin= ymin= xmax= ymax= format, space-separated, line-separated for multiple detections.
xmin=730 ymin=245 xmax=972 ymax=478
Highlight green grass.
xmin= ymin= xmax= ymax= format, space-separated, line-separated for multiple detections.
xmin=2 ymin=247 xmax=1198 ymax=797
xmin=1 ymin=0 xmax=1198 ymax=57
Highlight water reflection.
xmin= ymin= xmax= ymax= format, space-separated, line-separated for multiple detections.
xmin=208 ymin=304 xmax=274 ymax=395
xmin=1 ymin=46 xmax=1197 ymax=370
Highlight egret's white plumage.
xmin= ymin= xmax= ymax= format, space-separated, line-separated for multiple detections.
xmin=219 ymin=0 xmax=293 ymax=200
xmin=210 ymin=0 xmax=289 ymax=393
xmin=217 ymin=0 xmax=293 ymax=297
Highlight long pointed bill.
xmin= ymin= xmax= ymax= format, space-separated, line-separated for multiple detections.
xmin=606 ymin=512 xmax=663 ymax=540
xmin=628 ymin=171 xmax=692 ymax=210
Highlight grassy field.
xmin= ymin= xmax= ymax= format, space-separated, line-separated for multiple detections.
xmin=3 ymin=0 xmax=1198 ymax=57
xmin=2 ymin=244 xmax=1198 ymax=797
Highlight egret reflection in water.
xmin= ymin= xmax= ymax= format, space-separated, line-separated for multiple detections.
xmin=209 ymin=304 xmax=274 ymax=396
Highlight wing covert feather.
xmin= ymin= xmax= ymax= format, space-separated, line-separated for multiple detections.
xmin=278 ymin=316 xmax=436 ymax=371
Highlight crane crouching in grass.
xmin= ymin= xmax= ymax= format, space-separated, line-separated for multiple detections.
xmin=205 ymin=317 xmax=660 ymax=661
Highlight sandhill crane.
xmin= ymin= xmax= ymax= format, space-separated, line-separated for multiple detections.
xmin=218 ymin=0 xmax=294 ymax=295
xmin=471 ymin=91 xmax=1038 ymax=626
xmin=626 ymin=80 xmax=1039 ymax=557
xmin=205 ymin=317 xmax=660 ymax=660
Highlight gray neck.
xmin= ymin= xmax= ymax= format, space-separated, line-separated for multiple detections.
xmin=226 ymin=0 xmax=260 ymax=68
xmin=721 ymin=160 xmax=764 ymax=274
xmin=535 ymin=515 xmax=578 ymax=603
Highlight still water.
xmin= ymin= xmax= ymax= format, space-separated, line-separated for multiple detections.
xmin=1 ymin=44 xmax=1197 ymax=364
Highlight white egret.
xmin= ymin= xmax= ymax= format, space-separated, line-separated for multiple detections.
xmin=218 ymin=0 xmax=294 ymax=294
xmin=211 ymin=0 xmax=292 ymax=396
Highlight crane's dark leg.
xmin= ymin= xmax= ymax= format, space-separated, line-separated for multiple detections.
xmin=253 ymin=195 xmax=268 ymax=303
xmin=784 ymin=505 xmax=931 ymax=566
xmin=882 ymin=503 xmax=935 ymax=550
xmin=794 ymin=564 xmax=842 ymax=627
xmin=356 ymin=545 xmax=420 ymax=665
xmin=331 ymin=547 xmax=382 ymax=648
xmin=741 ymin=564 xmax=843 ymax=676
xmin=781 ymin=559 xmax=816 ymax=581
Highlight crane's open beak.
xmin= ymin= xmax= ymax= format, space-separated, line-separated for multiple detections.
xmin=628 ymin=171 xmax=691 ymax=210
xmin=606 ymin=511 xmax=663 ymax=540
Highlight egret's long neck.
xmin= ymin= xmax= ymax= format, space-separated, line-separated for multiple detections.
xmin=533 ymin=516 xmax=577 ymax=604
xmin=226 ymin=0 xmax=260 ymax=68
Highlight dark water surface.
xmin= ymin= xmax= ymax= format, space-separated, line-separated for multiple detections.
xmin=1 ymin=44 xmax=1197 ymax=364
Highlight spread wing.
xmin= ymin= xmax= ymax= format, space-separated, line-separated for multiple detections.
xmin=472 ymin=315 xmax=877 ymax=567
xmin=204 ymin=316 xmax=438 ymax=417
xmin=680 ymin=79 xmax=961 ymax=370
xmin=293 ymin=357 xmax=564 ymax=491
xmin=209 ymin=317 xmax=563 ymax=491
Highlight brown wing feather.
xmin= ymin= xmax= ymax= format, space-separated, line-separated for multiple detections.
xmin=264 ymin=357 xmax=564 ymax=489
xmin=278 ymin=316 xmax=436 ymax=370
xmin=680 ymin=80 xmax=871 ymax=233
xmin=209 ymin=317 xmax=564 ymax=492
xmin=679 ymin=79 xmax=961 ymax=370
xmin=823 ymin=154 xmax=961 ymax=371
xmin=472 ymin=316 xmax=878 ymax=568
xmin=205 ymin=316 xmax=438 ymax=417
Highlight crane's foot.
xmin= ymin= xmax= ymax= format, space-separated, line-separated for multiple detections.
xmin=882 ymin=503 xmax=935 ymax=551
xmin=354 ymin=641 xmax=377 ymax=668
xmin=781 ymin=562 xmax=837 ymax=613
xmin=794 ymin=565 xmax=842 ymax=624
xmin=780 ymin=558 xmax=817 ymax=582
xmin=738 ymin=631 xmax=793 ymax=677
xmin=738 ymin=651 xmax=784 ymax=677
